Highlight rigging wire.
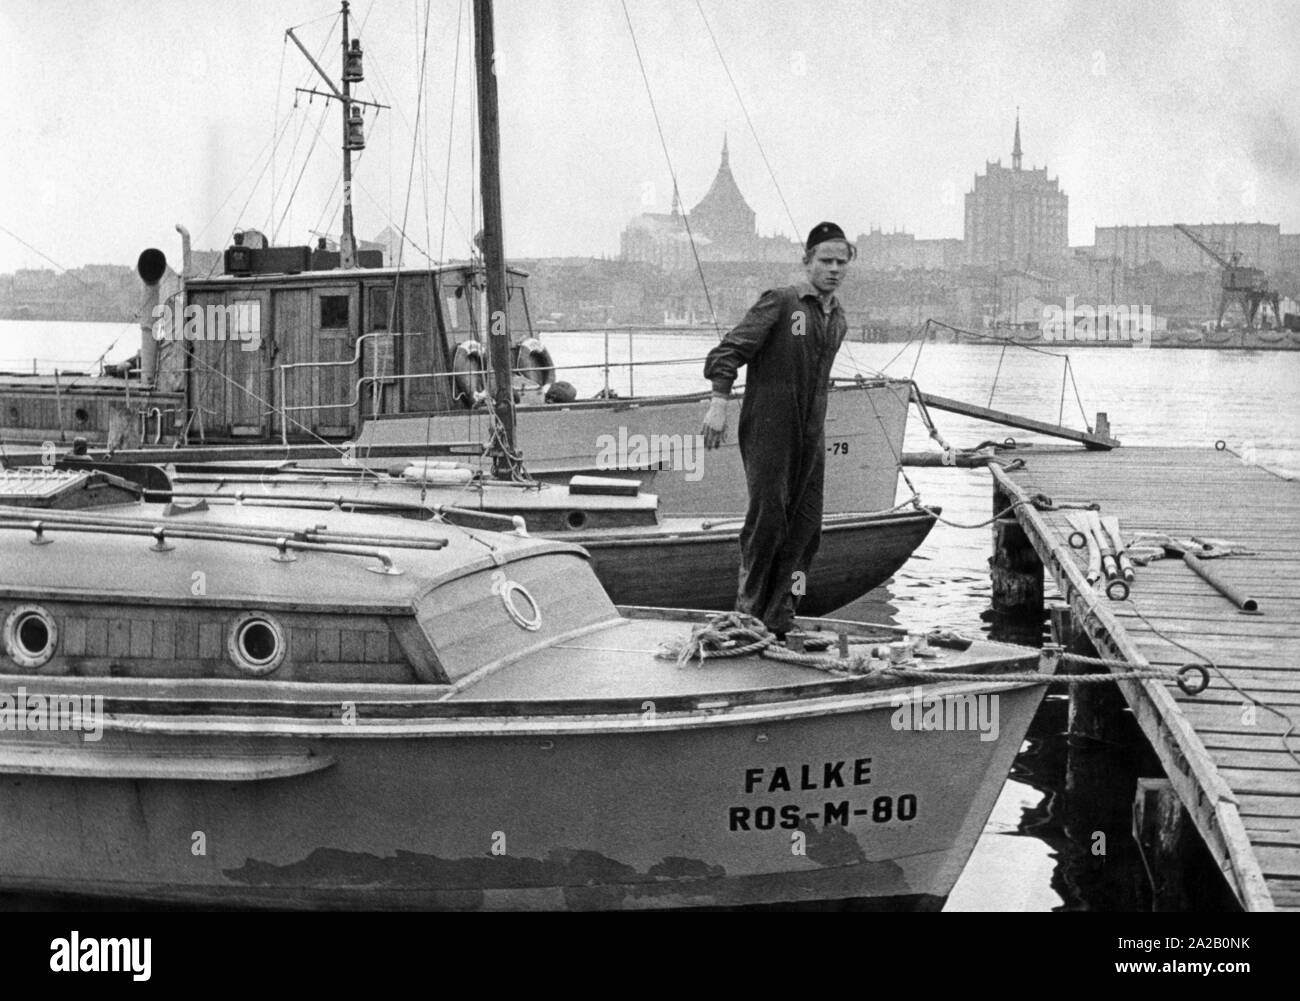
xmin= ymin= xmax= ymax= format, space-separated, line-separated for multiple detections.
xmin=620 ymin=0 xmax=720 ymax=336
xmin=693 ymin=0 xmax=800 ymax=240
xmin=272 ymin=102 xmax=335 ymax=245
xmin=271 ymin=35 xmax=287 ymax=234
xmin=439 ymin=0 xmax=466 ymax=263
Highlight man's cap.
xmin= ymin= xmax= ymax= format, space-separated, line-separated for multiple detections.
xmin=544 ymin=380 xmax=577 ymax=403
xmin=805 ymin=221 xmax=855 ymax=257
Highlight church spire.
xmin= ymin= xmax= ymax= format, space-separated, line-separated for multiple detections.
xmin=721 ymin=133 xmax=730 ymax=170
xmin=671 ymin=182 xmax=681 ymax=217
xmin=1012 ymin=109 xmax=1022 ymax=170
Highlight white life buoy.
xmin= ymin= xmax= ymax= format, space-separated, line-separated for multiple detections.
xmin=514 ymin=338 xmax=555 ymax=387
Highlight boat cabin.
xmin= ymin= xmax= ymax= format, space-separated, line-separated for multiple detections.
xmin=181 ymin=239 xmax=537 ymax=442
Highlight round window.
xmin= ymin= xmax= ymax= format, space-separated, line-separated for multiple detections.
xmin=4 ymin=605 xmax=58 ymax=668
xmin=228 ymin=612 xmax=287 ymax=676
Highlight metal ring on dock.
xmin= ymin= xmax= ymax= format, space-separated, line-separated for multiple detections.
xmin=1068 ymin=530 xmax=1088 ymax=549
xmin=1176 ymin=664 xmax=1210 ymax=696
xmin=1214 ymin=440 xmax=1226 ymax=451
xmin=1105 ymin=579 xmax=1130 ymax=601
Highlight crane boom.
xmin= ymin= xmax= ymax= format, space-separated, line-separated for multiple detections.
xmin=1174 ymin=223 xmax=1232 ymax=269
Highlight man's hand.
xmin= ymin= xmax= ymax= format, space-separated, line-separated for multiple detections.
xmin=701 ymin=394 xmax=728 ymax=450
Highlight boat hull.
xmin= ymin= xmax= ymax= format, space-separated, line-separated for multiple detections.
xmin=587 ymin=510 xmax=936 ymax=614
xmin=354 ymin=382 xmax=910 ymax=515
xmin=0 ymin=679 xmax=1044 ymax=910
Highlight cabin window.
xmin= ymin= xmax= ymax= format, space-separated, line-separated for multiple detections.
xmin=369 ymin=288 xmax=391 ymax=331
xmin=507 ymin=285 xmax=532 ymax=344
xmin=320 ymin=295 xmax=350 ymax=329
xmin=441 ymin=283 xmax=476 ymax=345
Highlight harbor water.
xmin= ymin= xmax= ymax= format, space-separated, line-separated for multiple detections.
xmin=3 ymin=319 xmax=1297 ymax=910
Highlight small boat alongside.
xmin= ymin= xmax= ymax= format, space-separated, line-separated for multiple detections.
xmin=57 ymin=461 xmax=933 ymax=615
xmin=0 ymin=466 xmax=1048 ymax=910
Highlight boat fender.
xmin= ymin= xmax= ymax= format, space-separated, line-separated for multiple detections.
xmin=400 ymin=461 xmax=474 ymax=486
xmin=514 ymin=338 xmax=555 ymax=387
xmin=452 ymin=340 xmax=487 ymax=408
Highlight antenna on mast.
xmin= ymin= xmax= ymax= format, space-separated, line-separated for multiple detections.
xmin=286 ymin=2 xmax=389 ymax=268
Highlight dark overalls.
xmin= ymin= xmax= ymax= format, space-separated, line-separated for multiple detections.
xmin=703 ymin=284 xmax=847 ymax=633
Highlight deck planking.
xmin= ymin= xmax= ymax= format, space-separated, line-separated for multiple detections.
xmin=990 ymin=445 xmax=1300 ymax=912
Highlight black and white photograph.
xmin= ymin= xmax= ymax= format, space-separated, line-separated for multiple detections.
xmin=0 ymin=0 xmax=1293 ymax=977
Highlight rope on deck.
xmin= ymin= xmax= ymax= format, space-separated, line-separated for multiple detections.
xmin=655 ymin=613 xmax=1210 ymax=694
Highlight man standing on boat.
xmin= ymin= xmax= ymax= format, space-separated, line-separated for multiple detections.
xmin=701 ymin=222 xmax=854 ymax=640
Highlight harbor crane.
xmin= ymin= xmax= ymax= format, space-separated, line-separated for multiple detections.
xmin=1174 ymin=223 xmax=1281 ymax=330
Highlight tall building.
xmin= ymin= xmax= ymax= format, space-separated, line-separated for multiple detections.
xmin=964 ymin=115 xmax=1069 ymax=271
xmin=620 ymin=138 xmax=799 ymax=267
xmin=1094 ymin=223 xmax=1282 ymax=273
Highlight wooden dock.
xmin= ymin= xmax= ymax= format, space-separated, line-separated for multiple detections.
xmin=988 ymin=445 xmax=1299 ymax=912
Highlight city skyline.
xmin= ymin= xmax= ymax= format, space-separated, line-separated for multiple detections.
xmin=3 ymin=0 xmax=1299 ymax=274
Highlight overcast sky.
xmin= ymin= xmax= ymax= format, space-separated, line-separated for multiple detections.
xmin=3 ymin=0 xmax=1298 ymax=273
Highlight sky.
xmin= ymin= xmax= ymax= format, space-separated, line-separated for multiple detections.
xmin=2 ymin=0 xmax=1299 ymax=274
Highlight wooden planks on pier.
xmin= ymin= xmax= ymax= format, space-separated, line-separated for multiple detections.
xmin=989 ymin=445 xmax=1300 ymax=912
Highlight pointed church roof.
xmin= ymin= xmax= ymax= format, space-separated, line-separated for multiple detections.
xmin=1012 ymin=110 xmax=1022 ymax=170
xmin=690 ymin=136 xmax=754 ymax=224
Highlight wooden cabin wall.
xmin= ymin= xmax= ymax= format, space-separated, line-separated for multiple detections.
xmin=0 ymin=599 xmax=421 ymax=684
xmin=402 ymin=275 xmax=456 ymax=413
xmin=271 ymin=284 xmax=359 ymax=438
xmin=361 ymin=282 xmax=400 ymax=418
xmin=187 ymin=289 xmax=271 ymax=438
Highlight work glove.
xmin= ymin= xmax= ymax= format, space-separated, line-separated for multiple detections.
xmin=701 ymin=394 xmax=728 ymax=450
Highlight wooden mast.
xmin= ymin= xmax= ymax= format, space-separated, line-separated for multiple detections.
xmin=473 ymin=0 xmax=518 ymax=477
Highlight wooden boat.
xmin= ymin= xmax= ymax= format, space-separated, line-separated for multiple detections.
xmin=0 ymin=464 xmax=1049 ymax=910
xmin=58 ymin=459 xmax=935 ymax=615
xmin=0 ymin=3 xmax=911 ymax=520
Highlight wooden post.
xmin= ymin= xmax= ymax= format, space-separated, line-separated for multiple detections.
xmin=1132 ymin=778 xmax=1198 ymax=911
xmin=988 ymin=490 xmax=1043 ymax=644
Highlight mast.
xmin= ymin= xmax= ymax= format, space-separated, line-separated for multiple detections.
xmin=473 ymin=0 xmax=518 ymax=476
xmin=286 ymin=2 xmax=386 ymax=268
xmin=340 ymin=1 xmax=356 ymax=269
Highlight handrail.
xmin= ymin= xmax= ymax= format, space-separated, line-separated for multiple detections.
xmin=0 ymin=505 xmax=447 ymax=550
xmin=0 ymin=511 xmax=409 ymax=574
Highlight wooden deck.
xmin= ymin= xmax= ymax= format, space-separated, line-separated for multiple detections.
xmin=989 ymin=445 xmax=1300 ymax=912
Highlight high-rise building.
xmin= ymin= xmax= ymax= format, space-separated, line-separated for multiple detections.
xmin=964 ymin=115 xmax=1069 ymax=271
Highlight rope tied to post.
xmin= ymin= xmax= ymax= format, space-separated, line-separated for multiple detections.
xmin=910 ymin=490 xmax=1099 ymax=531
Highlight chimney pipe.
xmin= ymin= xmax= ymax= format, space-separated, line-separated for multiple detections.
xmin=136 ymin=247 xmax=167 ymax=386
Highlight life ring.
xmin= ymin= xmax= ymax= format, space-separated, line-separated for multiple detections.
xmin=452 ymin=340 xmax=486 ymax=408
xmin=513 ymin=338 xmax=555 ymax=387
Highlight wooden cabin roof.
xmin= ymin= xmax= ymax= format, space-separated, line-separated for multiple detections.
xmin=1 ymin=498 xmax=592 ymax=612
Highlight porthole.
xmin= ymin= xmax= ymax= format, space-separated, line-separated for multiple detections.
xmin=500 ymin=582 xmax=542 ymax=632
xmin=4 ymin=605 xmax=58 ymax=669
xmin=74 ymin=408 xmax=90 ymax=425
xmin=564 ymin=509 xmax=588 ymax=531
xmin=228 ymin=612 xmax=287 ymax=676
